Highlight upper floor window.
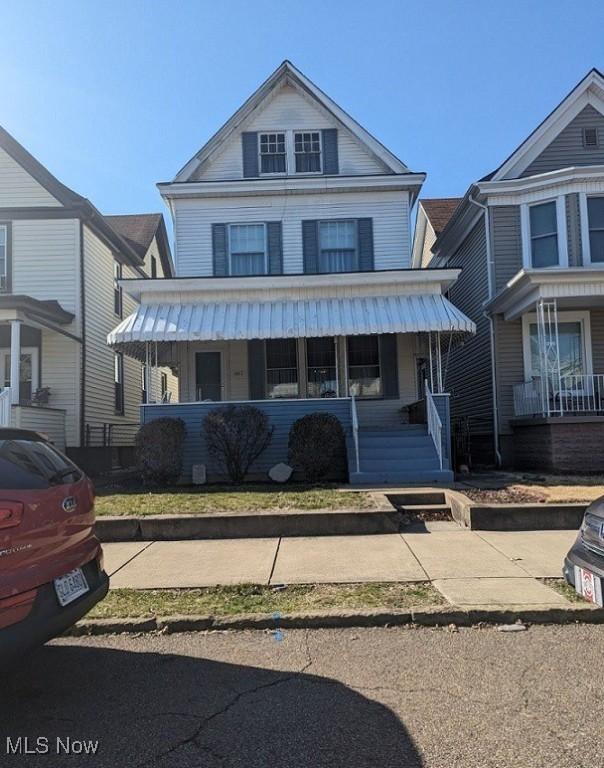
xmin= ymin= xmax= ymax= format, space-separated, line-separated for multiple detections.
xmin=228 ymin=223 xmax=266 ymax=276
xmin=587 ymin=196 xmax=604 ymax=263
xmin=0 ymin=225 xmax=7 ymax=291
xmin=114 ymin=352 xmax=124 ymax=414
xmin=259 ymin=132 xmax=286 ymax=174
xmin=583 ymin=127 xmax=600 ymax=149
xmin=113 ymin=261 xmax=123 ymax=317
xmin=529 ymin=201 xmax=559 ymax=268
xmin=294 ymin=131 xmax=321 ymax=173
xmin=150 ymin=255 xmax=157 ymax=278
xmin=319 ymin=220 xmax=357 ymax=273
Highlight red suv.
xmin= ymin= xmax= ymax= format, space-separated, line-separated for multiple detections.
xmin=0 ymin=429 xmax=108 ymax=663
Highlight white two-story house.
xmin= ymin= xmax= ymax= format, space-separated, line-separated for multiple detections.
xmin=0 ymin=124 xmax=175 ymax=473
xmin=109 ymin=61 xmax=474 ymax=484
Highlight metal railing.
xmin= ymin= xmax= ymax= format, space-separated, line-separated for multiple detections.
xmin=0 ymin=387 xmax=11 ymax=426
xmin=513 ymin=375 xmax=604 ymax=417
xmin=85 ymin=422 xmax=140 ymax=447
xmin=425 ymin=380 xmax=443 ymax=470
xmin=350 ymin=394 xmax=360 ymax=473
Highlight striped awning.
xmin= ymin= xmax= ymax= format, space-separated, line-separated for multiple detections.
xmin=108 ymin=293 xmax=475 ymax=354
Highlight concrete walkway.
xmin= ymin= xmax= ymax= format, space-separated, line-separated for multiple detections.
xmin=103 ymin=525 xmax=577 ymax=606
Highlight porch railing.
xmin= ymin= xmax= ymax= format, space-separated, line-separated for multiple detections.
xmin=425 ymin=381 xmax=443 ymax=470
xmin=513 ymin=375 xmax=604 ymax=417
xmin=350 ymin=394 xmax=360 ymax=473
xmin=0 ymin=387 xmax=11 ymax=426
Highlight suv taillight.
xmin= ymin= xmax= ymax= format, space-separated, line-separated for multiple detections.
xmin=0 ymin=501 xmax=23 ymax=529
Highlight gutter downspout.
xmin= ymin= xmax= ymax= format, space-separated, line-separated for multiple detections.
xmin=469 ymin=194 xmax=502 ymax=467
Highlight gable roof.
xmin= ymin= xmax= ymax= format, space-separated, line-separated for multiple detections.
xmin=106 ymin=214 xmax=174 ymax=277
xmin=0 ymin=124 xmax=144 ymax=268
xmin=421 ymin=198 xmax=462 ymax=236
xmin=486 ymin=67 xmax=604 ymax=181
xmin=174 ymin=60 xmax=415 ymax=182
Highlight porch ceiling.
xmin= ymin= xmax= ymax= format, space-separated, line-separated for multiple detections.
xmin=107 ymin=293 xmax=475 ymax=357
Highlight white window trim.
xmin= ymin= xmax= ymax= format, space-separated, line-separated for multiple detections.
xmin=579 ymin=191 xmax=604 ymax=266
xmin=318 ymin=219 xmax=359 ymax=273
xmin=258 ymin=130 xmax=324 ymax=177
xmin=258 ymin=132 xmax=287 ymax=177
xmin=0 ymin=346 xmax=40 ymax=394
xmin=520 ymin=196 xmax=568 ymax=269
xmin=227 ymin=222 xmax=268 ymax=276
xmin=521 ymin=310 xmax=593 ymax=381
xmin=292 ymin=130 xmax=323 ymax=175
xmin=0 ymin=224 xmax=7 ymax=287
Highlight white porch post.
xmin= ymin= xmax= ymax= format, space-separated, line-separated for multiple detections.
xmin=145 ymin=341 xmax=151 ymax=403
xmin=436 ymin=331 xmax=443 ymax=394
xmin=536 ymin=298 xmax=561 ymax=416
xmin=428 ymin=332 xmax=434 ymax=392
xmin=10 ymin=319 xmax=21 ymax=405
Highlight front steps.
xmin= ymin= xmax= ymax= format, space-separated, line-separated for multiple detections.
xmin=349 ymin=425 xmax=454 ymax=485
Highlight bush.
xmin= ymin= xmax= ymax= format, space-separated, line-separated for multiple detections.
xmin=288 ymin=412 xmax=347 ymax=482
xmin=203 ymin=405 xmax=273 ymax=483
xmin=135 ymin=417 xmax=186 ymax=486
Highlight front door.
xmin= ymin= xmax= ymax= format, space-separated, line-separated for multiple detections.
xmin=195 ymin=351 xmax=222 ymax=401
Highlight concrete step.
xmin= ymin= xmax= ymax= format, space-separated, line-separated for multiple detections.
xmin=350 ymin=469 xmax=455 ymax=485
xmin=398 ymin=504 xmax=451 ymax=516
xmin=360 ymin=425 xmax=427 ymax=435
xmin=387 ymin=491 xmax=447 ymax=506
xmin=360 ymin=458 xmax=441 ymax=472
xmin=358 ymin=435 xmax=432 ymax=448
xmin=358 ymin=445 xmax=438 ymax=460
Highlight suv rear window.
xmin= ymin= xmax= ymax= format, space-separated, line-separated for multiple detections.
xmin=0 ymin=438 xmax=82 ymax=490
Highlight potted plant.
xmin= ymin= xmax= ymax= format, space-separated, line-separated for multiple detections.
xmin=32 ymin=387 xmax=51 ymax=406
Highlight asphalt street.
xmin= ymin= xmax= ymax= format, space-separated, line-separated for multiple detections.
xmin=1 ymin=625 xmax=603 ymax=768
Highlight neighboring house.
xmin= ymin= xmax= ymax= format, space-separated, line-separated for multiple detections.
xmin=109 ymin=60 xmax=474 ymax=484
xmin=0 ymin=124 xmax=175 ymax=469
xmin=414 ymin=68 xmax=604 ymax=472
xmin=411 ymin=198 xmax=461 ymax=269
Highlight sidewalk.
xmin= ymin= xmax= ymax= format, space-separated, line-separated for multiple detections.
xmin=103 ymin=524 xmax=577 ymax=607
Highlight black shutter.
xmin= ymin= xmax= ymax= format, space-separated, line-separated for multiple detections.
xmin=267 ymin=221 xmax=283 ymax=274
xmin=248 ymin=340 xmax=266 ymax=399
xmin=357 ymin=218 xmax=374 ymax=271
xmin=242 ymin=132 xmax=259 ymax=178
xmin=302 ymin=220 xmax=319 ymax=274
xmin=379 ymin=334 xmax=399 ymax=399
xmin=212 ymin=224 xmax=228 ymax=276
xmin=322 ymin=129 xmax=339 ymax=174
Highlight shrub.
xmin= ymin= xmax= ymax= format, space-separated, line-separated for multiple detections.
xmin=288 ymin=412 xmax=347 ymax=482
xmin=203 ymin=405 xmax=273 ymax=483
xmin=136 ymin=417 xmax=186 ymax=486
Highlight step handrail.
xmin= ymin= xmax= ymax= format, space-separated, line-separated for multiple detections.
xmin=425 ymin=380 xmax=443 ymax=470
xmin=350 ymin=394 xmax=360 ymax=473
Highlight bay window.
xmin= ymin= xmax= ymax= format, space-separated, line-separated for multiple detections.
xmin=347 ymin=335 xmax=381 ymax=397
xmin=587 ymin=196 xmax=604 ymax=263
xmin=529 ymin=201 xmax=559 ymax=267
xmin=228 ymin=224 xmax=266 ymax=276
xmin=319 ymin=220 xmax=357 ymax=273
xmin=266 ymin=339 xmax=299 ymax=398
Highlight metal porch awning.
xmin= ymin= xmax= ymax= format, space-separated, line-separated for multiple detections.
xmin=108 ymin=293 xmax=475 ymax=355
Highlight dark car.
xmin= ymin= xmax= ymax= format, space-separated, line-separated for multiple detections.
xmin=0 ymin=429 xmax=108 ymax=664
xmin=564 ymin=496 xmax=604 ymax=607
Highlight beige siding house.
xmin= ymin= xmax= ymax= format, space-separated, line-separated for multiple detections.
xmin=0 ymin=125 xmax=174 ymax=469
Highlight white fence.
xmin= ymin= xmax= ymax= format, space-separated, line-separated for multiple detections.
xmin=0 ymin=387 xmax=11 ymax=426
xmin=513 ymin=375 xmax=604 ymax=417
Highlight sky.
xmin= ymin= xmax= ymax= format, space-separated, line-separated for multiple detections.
xmin=2 ymin=0 xmax=604 ymax=228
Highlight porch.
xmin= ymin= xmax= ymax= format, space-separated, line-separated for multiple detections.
xmin=109 ymin=269 xmax=474 ymax=483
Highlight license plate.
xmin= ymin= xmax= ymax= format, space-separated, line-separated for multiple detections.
xmin=54 ymin=568 xmax=89 ymax=607
xmin=574 ymin=565 xmax=604 ymax=607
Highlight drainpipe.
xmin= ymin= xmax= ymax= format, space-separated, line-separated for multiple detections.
xmin=469 ymin=194 xmax=502 ymax=467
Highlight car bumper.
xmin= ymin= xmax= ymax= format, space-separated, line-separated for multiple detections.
xmin=0 ymin=558 xmax=109 ymax=665
xmin=564 ymin=535 xmax=604 ymax=586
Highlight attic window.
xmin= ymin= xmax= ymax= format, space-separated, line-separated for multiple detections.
xmin=294 ymin=131 xmax=322 ymax=173
xmin=583 ymin=127 xmax=599 ymax=148
xmin=259 ymin=132 xmax=286 ymax=174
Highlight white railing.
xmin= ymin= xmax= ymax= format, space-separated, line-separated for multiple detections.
xmin=513 ymin=375 xmax=604 ymax=417
xmin=0 ymin=387 xmax=11 ymax=426
xmin=425 ymin=381 xmax=443 ymax=470
xmin=350 ymin=394 xmax=360 ymax=473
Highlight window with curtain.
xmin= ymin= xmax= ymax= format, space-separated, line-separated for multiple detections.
xmin=319 ymin=220 xmax=358 ymax=273
xmin=266 ymin=339 xmax=298 ymax=399
xmin=113 ymin=261 xmax=123 ymax=317
xmin=587 ymin=197 xmax=604 ymax=263
xmin=529 ymin=321 xmax=584 ymax=380
xmin=306 ymin=337 xmax=337 ymax=397
xmin=228 ymin=224 xmax=266 ymax=276
xmin=529 ymin=201 xmax=559 ymax=267
xmin=0 ymin=225 xmax=7 ymax=291
xmin=347 ymin=335 xmax=381 ymax=397
xmin=114 ymin=352 xmax=124 ymax=414
xmin=259 ymin=132 xmax=286 ymax=174
xmin=294 ymin=131 xmax=321 ymax=173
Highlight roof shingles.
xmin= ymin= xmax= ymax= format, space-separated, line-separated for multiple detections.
xmin=421 ymin=198 xmax=462 ymax=236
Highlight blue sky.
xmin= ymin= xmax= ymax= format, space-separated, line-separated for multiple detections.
xmin=2 ymin=0 xmax=604 ymax=223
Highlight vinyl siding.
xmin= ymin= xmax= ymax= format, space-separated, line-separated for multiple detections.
xmin=420 ymin=223 xmax=437 ymax=268
xmin=494 ymin=317 xmax=524 ymax=435
xmin=522 ymin=105 xmax=604 ymax=177
xmin=11 ymin=218 xmax=80 ymax=316
xmin=0 ymin=147 xmax=61 ymax=207
xmin=491 ymin=205 xmax=522 ymax=292
xmin=195 ymin=84 xmax=387 ymax=181
xmin=566 ymin=193 xmax=583 ymax=267
xmin=40 ymin=329 xmax=80 ymax=447
xmin=83 ymin=226 xmax=142 ymax=433
xmin=441 ymin=218 xmax=493 ymax=434
xmin=173 ymin=189 xmax=410 ymax=275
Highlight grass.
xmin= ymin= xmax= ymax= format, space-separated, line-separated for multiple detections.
xmin=94 ymin=484 xmax=374 ymax=517
xmin=89 ymin=582 xmax=444 ymax=619
xmin=543 ymin=578 xmax=586 ymax=604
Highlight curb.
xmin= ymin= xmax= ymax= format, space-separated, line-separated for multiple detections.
xmin=65 ymin=604 xmax=604 ymax=636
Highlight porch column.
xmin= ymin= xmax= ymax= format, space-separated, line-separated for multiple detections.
xmin=10 ymin=319 xmax=21 ymax=404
